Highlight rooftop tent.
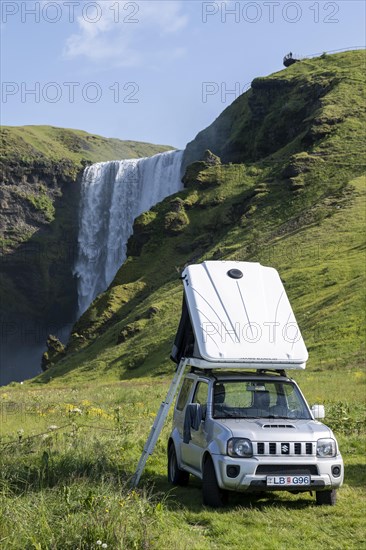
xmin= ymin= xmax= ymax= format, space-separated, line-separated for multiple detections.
xmin=171 ymin=261 xmax=308 ymax=370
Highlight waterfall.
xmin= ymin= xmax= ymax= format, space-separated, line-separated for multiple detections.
xmin=74 ymin=149 xmax=183 ymax=316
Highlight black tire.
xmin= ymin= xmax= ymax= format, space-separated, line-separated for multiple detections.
xmin=316 ymin=489 xmax=337 ymax=506
xmin=202 ymin=457 xmax=227 ymax=508
xmin=167 ymin=444 xmax=189 ymax=486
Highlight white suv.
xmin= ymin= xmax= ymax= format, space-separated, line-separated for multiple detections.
xmin=168 ymin=369 xmax=343 ymax=507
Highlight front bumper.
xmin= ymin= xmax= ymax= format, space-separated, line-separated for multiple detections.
xmin=212 ymin=454 xmax=344 ymax=492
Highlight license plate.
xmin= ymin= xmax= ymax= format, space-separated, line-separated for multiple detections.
xmin=266 ymin=475 xmax=310 ymax=486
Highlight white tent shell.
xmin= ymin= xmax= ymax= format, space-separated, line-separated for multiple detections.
xmin=171 ymin=261 xmax=308 ymax=370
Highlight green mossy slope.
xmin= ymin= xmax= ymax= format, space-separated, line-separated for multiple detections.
xmin=33 ymin=51 xmax=365 ymax=384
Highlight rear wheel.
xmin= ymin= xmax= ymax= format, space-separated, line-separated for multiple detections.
xmin=202 ymin=457 xmax=227 ymax=508
xmin=168 ymin=444 xmax=189 ymax=486
xmin=316 ymin=489 xmax=337 ymax=506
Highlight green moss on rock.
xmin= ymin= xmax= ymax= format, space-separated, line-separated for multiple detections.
xmin=164 ymin=209 xmax=190 ymax=235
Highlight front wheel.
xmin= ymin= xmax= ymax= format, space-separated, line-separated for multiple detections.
xmin=202 ymin=457 xmax=228 ymax=508
xmin=316 ymin=489 xmax=337 ymax=506
xmin=167 ymin=444 xmax=189 ymax=486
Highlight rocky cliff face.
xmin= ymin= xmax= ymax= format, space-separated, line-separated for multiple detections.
xmin=1 ymin=157 xmax=77 ymax=246
xmin=183 ymin=59 xmax=340 ymax=168
xmin=0 ymin=160 xmax=80 ymax=323
xmin=0 ymin=160 xmax=80 ymax=384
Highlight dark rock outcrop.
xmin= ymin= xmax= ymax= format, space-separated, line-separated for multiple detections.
xmin=41 ymin=334 xmax=66 ymax=371
xmin=182 ymin=150 xmax=222 ymax=188
xmin=0 ymin=160 xmax=80 ymax=327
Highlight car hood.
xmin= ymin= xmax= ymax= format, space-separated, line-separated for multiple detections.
xmin=216 ymin=418 xmax=333 ymax=441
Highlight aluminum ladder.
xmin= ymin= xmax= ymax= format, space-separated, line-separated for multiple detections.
xmin=132 ymin=357 xmax=188 ymax=486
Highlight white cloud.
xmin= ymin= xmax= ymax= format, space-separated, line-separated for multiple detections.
xmin=64 ymin=1 xmax=188 ymax=66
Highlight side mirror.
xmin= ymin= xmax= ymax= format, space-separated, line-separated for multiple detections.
xmin=311 ymin=404 xmax=325 ymax=419
xmin=187 ymin=403 xmax=204 ymax=430
xmin=183 ymin=404 xmax=205 ymax=444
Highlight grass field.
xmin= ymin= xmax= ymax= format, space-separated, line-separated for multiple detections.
xmin=1 ymin=371 xmax=365 ymax=549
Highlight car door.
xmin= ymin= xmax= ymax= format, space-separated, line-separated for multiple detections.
xmin=181 ymin=380 xmax=209 ymax=471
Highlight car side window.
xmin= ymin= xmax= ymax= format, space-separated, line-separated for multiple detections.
xmin=193 ymin=381 xmax=209 ymax=405
xmin=283 ymin=384 xmax=304 ymax=415
xmin=176 ymin=378 xmax=194 ymax=411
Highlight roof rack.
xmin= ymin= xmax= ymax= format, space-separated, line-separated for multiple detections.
xmin=256 ymin=368 xmax=287 ymax=377
xmin=189 ymin=366 xmax=288 ymax=377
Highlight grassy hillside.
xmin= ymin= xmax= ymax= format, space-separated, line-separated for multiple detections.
xmin=183 ymin=50 xmax=365 ymax=166
xmin=1 ymin=125 xmax=172 ymax=168
xmin=37 ymin=50 xmax=365 ymax=383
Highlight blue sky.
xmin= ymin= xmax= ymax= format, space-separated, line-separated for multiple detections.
xmin=1 ymin=1 xmax=365 ymax=149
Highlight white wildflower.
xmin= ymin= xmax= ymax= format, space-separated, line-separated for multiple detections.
xmin=69 ymin=407 xmax=82 ymax=415
xmin=48 ymin=425 xmax=59 ymax=431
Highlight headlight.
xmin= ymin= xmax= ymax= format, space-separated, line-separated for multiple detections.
xmin=228 ymin=438 xmax=253 ymax=458
xmin=317 ymin=438 xmax=336 ymax=457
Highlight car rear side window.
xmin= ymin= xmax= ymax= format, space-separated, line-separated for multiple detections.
xmin=193 ymin=381 xmax=209 ymax=405
xmin=176 ymin=378 xmax=194 ymax=411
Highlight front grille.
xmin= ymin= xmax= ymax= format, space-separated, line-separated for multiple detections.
xmin=256 ymin=464 xmax=319 ymax=475
xmin=255 ymin=442 xmax=315 ymax=456
xmin=269 ymin=443 xmax=276 ymax=454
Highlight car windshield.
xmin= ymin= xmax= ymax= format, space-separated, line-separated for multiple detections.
xmin=212 ymin=380 xmax=311 ymax=420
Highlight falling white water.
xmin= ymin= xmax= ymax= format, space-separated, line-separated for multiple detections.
xmin=74 ymin=150 xmax=183 ymax=316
